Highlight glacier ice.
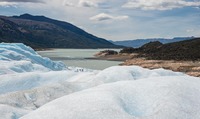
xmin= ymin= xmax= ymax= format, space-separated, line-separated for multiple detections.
xmin=0 ymin=43 xmax=66 ymax=75
xmin=0 ymin=43 xmax=199 ymax=119
xmin=20 ymin=76 xmax=200 ymax=119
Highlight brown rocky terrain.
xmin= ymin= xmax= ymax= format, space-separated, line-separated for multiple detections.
xmin=95 ymin=53 xmax=200 ymax=77
xmin=94 ymin=38 xmax=200 ymax=77
xmin=121 ymin=54 xmax=200 ymax=77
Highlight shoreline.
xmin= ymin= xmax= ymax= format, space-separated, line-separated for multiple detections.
xmin=85 ymin=54 xmax=132 ymax=62
xmin=35 ymin=48 xmax=54 ymax=51
xmin=94 ymin=53 xmax=200 ymax=77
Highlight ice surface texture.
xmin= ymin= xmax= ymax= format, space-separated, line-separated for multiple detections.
xmin=0 ymin=43 xmax=199 ymax=119
xmin=21 ymin=76 xmax=200 ymax=119
xmin=0 ymin=43 xmax=66 ymax=75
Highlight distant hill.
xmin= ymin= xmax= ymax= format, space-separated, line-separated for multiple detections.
xmin=120 ymin=38 xmax=200 ymax=61
xmin=112 ymin=37 xmax=194 ymax=48
xmin=0 ymin=14 xmax=121 ymax=49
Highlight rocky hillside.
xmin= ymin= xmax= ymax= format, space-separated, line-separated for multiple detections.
xmin=0 ymin=14 xmax=121 ymax=49
xmin=120 ymin=38 xmax=200 ymax=61
xmin=113 ymin=37 xmax=194 ymax=48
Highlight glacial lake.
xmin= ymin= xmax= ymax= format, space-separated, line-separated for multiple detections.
xmin=37 ymin=49 xmax=122 ymax=70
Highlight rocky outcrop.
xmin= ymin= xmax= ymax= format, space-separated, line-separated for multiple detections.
xmin=95 ymin=50 xmax=118 ymax=57
xmin=119 ymin=38 xmax=200 ymax=61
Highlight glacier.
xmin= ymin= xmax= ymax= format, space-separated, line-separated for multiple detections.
xmin=20 ymin=76 xmax=200 ymax=119
xmin=0 ymin=43 xmax=199 ymax=119
xmin=0 ymin=43 xmax=66 ymax=75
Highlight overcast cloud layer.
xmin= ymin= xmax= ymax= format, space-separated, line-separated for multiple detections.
xmin=0 ymin=0 xmax=43 ymax=3
xmin=0 ymin=0 xmax=200 ymax=40
xmin=122 ymin=0 xmax=200 ymax=10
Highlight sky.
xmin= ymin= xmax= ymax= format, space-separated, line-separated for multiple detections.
xmin=0 ymin=0 xmax=200 ymax=41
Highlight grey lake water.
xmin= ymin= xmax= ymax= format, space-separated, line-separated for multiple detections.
xmin=37 ymin=49 xmax=122 ymax=70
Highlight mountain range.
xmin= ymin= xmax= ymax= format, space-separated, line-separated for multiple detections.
xmin=0 ymin=14 xmax=120 ymax=49
xmin=112 ymin=37 xmax=194 ymax=48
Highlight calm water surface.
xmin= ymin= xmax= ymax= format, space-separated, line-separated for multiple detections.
xmin=37 ymin=49 xmax=122 ymax=70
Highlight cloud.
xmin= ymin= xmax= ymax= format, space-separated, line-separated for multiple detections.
xmin=63 ymin=1 xmax=75 ymax=7
xmin=77 ymin=0 xmax=117 ymax=8
xmin=63 ymin=0 xmax=99 ymax=8
xmin=78 ymin=0 xmax=98 ymax=7
xmin=122 ymin=0 xmax=200 ymax=10
xmin=0 ymin=1 xmax=16 ymax=6
xmin=0 ymin=0 xmax=44 ymax=6
xmin=90 ymin=13 xmax=129 ymax=21
xmin=63 ymin=0 xmax=118 ymax=9
xmin=0 ymin=0 xmax=44 ymax=3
